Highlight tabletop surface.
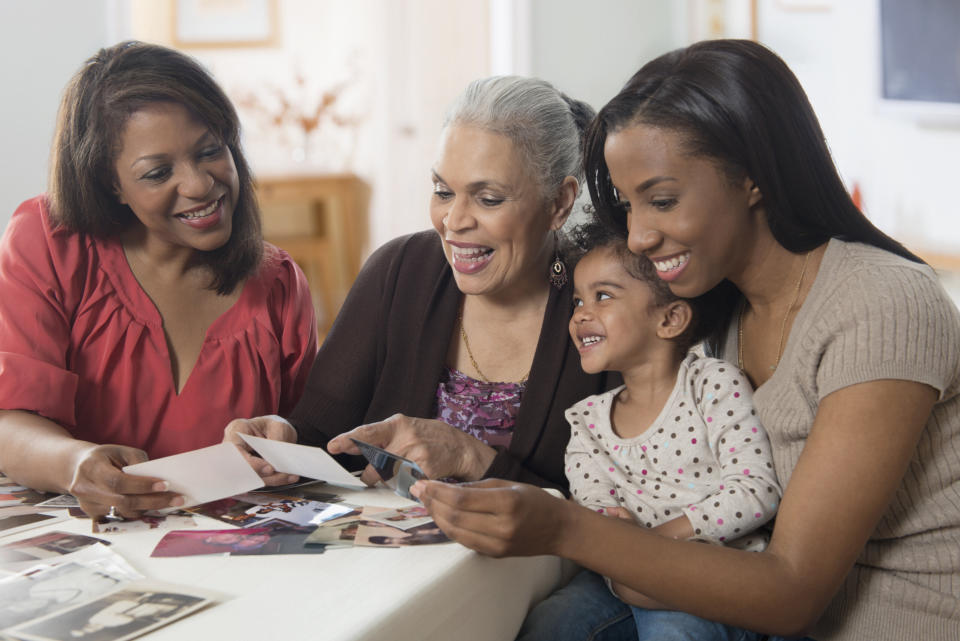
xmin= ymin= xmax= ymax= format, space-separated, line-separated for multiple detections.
xmin=1 ymin=485 xmax=566 ymax=641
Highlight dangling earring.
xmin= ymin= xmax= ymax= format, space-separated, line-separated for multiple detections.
xmin=549 ymin=253 xmax=568 ymax=289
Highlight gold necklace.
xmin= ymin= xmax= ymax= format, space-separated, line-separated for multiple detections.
xmin=738 ymin=251 xmax=811 ymax=372
xmin=458 ymin=310 xmax=530 ymax=383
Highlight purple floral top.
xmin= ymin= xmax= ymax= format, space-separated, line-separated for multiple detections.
xmin=434 ymin=367 xmax=525 ymax=449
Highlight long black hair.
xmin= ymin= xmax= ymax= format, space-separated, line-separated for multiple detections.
xmin=49 ymin=41 xmax=262 ymax=295
xmin=583 ymin=39 xmax=921 ymax=352
xmin=584 ymin=39 xmax=919 ymax=261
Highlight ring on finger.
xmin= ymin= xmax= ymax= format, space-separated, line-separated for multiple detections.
xmin=105 ymin=505 xmax=122 ymax=521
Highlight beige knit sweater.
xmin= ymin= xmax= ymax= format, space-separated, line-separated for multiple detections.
xmin=721 ymin=238 xmax=960 ymax=640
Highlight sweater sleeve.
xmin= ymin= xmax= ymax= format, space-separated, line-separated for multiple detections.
xmin=286 ymin=236 xmax=403 ymax=448
xmin=811 ymin=258 xmax=960 ymax=402
xmin=681 ymin=361 xmax=782 ymax=543
xmin=564 ymin=401 xmax=620 ymax=511
xmin=0 ymin=198 xmax=82 ymax=427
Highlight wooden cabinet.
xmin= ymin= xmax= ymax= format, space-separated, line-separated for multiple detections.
xmin=255 ymin=174 xmax=369 ymax=339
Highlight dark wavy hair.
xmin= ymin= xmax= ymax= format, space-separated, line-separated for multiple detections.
xmin=48 ymin=41 xmax=262 ymax=294
xmin=566 ymin=222 xmax=728 ymax=354
xmin=583 ymin=39 xmax=921 ymax=351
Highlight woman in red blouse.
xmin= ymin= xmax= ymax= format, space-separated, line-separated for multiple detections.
xmin=0 ymin=42 xmax=317 ymax=519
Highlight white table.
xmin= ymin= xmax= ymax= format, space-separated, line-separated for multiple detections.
xmin=2 ymin=486 xmax=568 ymax=641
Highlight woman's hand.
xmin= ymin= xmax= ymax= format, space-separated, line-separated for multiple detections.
xmin=327 ymin=414 xmax=497 ymax=484
xmin=68 ymin=444 xmax=182 ymax=520
xmin=222 ymin=415 xmax=299 ymax=486
xmin=411 ymin=478 xmax=572 ymax=557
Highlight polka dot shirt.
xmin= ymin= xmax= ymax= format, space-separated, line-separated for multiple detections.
xmin=564 ymin=353 xmax=781 ymax=550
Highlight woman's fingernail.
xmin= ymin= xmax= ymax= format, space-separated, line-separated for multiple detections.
xmin=171 ymin=496 xmax=185 ymax=507
xmin=410 ymin=481 xmax=424 ymax=498
xmin=153 ymin=481 xmax=169 ymax=492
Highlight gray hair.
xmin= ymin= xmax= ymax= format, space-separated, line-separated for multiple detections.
xmin=443 ymin=76 xmax=595 ymax=200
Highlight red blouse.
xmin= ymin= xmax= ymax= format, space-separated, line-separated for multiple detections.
xmin=0 ymin=197 xmax=317 ymax=459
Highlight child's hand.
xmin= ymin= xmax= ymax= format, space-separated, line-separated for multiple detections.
xmin=596 ymin=506 xmax=633 ymax=521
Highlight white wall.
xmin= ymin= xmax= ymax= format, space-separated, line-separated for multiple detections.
xmin=129 ymin=0 xmax=489 ymax=254
xmin=756 ymin=0 xmax=960 ymax=259
xmin=2 ymin=1 xmax=958 ymax=265
xmin=0 ymin=0 xmax=119 ymax=234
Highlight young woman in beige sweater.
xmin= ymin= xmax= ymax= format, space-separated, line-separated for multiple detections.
xmin=415 ymin=40 xmax=960 ymax=641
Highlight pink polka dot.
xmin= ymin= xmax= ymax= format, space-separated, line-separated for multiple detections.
xmin=609 ymin=489 xmax=615 ymax=495
xmin=729 ymin=447 xmax=736 ymax=452
xmin=691 ymin=438 xmax=697 ymax=444
xmin=689 ymin=506 xmax=696 ymax=511
xmin=752 ymin=427 xmax=758 ymax=433
xmin=707 ymin=417 xmax=713 ymax=422
xmin=743 ymin=469 xmax=750 ymax=476
xmin=597 ymin=508 xmax=605 ymax=513
xmin=754 ymin=512 xmax=762 ymax=518
xmin=677 ymin=468 xmax=683 ymax=474
xmin=641 ymin=469 xmax=647 ymax=475
xmin=733 ymin=392 xmax=740 ymax=398
xmin=636 ymin=489 xmax=643 ymax=494
xmin=717 ymin=518 xmax=724 ymax=525
xmin=608 ymin=467 xmax=615 ymax=472
xmin=719 ymin=536 xmax=726 ymax=542
xmin=641 ymin=446 xmax=647 ymax=452
xmin=719 ymin=485 xmax=724 ymax=490
xmin=587 ymin=402 xmax=594 ymax=406
xmin=613 ymin=445 xmax=619 ymax=450
xmin=588 ymin=424 xmax=595 ymax=429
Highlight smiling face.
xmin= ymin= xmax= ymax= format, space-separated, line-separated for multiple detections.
xmin=603 ymin=124 xmax=762 ymax=298
xmin=113 ymin=102 xmax=239 ymax=254
xmin=429 ymin=125 xmax=567 ymax=299
xmin=569 ymin=246 xmax=670 ymax=374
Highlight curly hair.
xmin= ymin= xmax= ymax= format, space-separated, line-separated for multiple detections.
xmin=567 ymin=221 xmax=729 ymax=354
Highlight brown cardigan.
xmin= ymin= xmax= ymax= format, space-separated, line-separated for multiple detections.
xmin=287 ymin=231 xmax=619 ymax=490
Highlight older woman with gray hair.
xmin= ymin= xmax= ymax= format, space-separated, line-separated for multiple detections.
xmin=225 ymin=76 xmax=617 ymax=490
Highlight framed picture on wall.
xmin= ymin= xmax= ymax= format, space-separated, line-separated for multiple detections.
xmin=173 ymin=0 xmax=278 ymax=48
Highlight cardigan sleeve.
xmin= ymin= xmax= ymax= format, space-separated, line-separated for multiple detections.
xmin=286 ymin=236 xmax=403 ymax=448
xmin=0 ymin=198 xmax=82 ymax=427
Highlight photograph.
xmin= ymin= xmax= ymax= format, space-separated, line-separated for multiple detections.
xmin=0 ymin=532 xmax=109 ymax=567
xmin=0 ymin=478 xmax=49 ymax=509
xmin=355 ymin=522 xmax=450 ymax=548
xmin=0 ymin=513 xmax=66 ymax=539
xmin=0 ymin=562 xmax=128 ymax=631
xmin=363 ymin=506 xmax=434 ymax=531
xmin=9 ymin=583 xmax=215 ymax=641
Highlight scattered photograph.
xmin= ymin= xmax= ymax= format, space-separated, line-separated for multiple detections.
xmin=0 ymin=479 xmax=49 ymax=509
xmin=363 ymin=505 xmax=434 ymax=531
xmin=92 ymin=515 xmax=196 ymax=535
xmin=241 ymin=498 xmax=354 ymax=527
xmin=34 ymin=496 xmax=80 ymax=510
xmin=266 ymin=481 xmax=346 ymax=504
xmin=150 ymin=520 xmax=324 ymax=557
xmin=0 ymin=532 xmax=109 ymax=567
xmin=8 ymin=582 xmax=218 ymax=641
xmin=0 ymin=513 xmax=67 ymax=539
xmin=0 ymin=561 xmax=130 ymax=630
xmin=302 ymin=520 xmax=366 ymax=549
xmin=185 ymin=497 xmax=264 ymax=528
xmin=354 ymin=521 xmax=449 ymax=547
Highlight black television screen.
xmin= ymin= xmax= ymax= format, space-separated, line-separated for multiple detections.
xmin=880 ymin=0 xmax=960 ymax=105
